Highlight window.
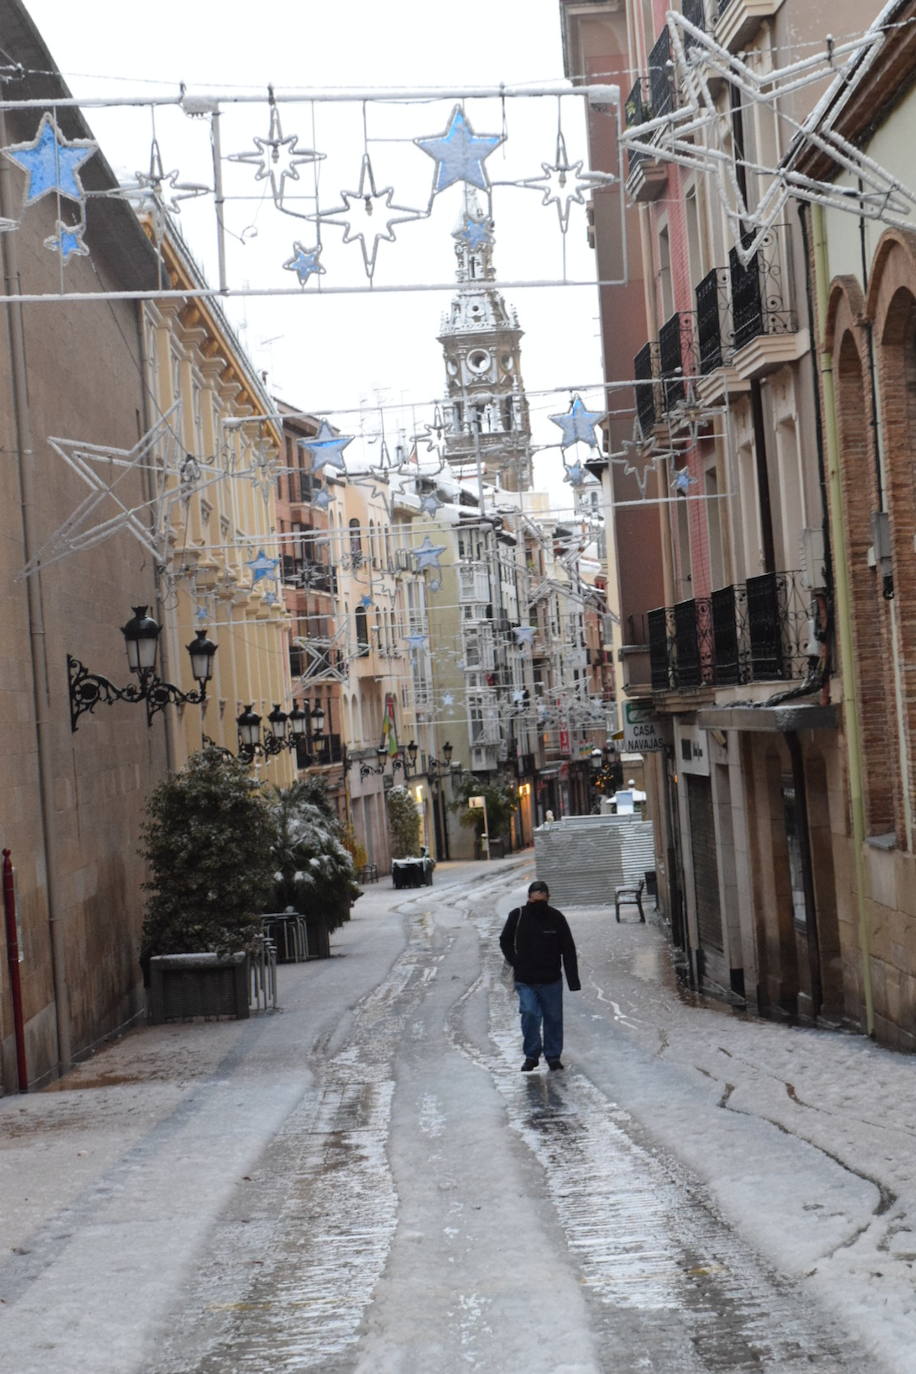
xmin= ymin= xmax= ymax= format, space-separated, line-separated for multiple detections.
xmin=355 ymin=605 xmax=369 ymax=656
xmin=349 ymin=518 xmax=363 ymax=562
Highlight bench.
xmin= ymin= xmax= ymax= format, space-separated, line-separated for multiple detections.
xmin=614 ymin=877 xmax=646 ymax=923
xmin=358 ymin=863 xmax=379 ymax=884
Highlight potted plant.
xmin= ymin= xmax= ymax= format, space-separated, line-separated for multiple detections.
xmin=139 ymin=745 xmax=276 ymax=1021
xmin=267 ymin=777 xmax=361 ymax=957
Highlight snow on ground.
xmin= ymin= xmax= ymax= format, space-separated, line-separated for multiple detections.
xmin=2 ymin=856 xmax=916 ymax=1371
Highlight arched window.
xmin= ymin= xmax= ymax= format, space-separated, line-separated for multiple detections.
xmin=349 ymin=517 xmax=363 ymax=563
xmin=355 ymin=605 xmax=369 ymax=656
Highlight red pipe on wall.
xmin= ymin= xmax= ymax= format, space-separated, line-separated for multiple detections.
xmin=2 ymin=849 xmax=28 ymax=1091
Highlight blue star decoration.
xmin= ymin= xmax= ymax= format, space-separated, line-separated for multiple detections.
xmin=672 ymin=467 xmax=699 ymax=495
xmin=420 ymin=491 xmax=443 ymax=516
xmin=563 ymin=460 xmax=589 ymax=488
xmin=442 ymin=692 xmax=454 ymax=706
xmin=549 ymin=395 xmax=605 ymax=450
xmin=44 ymin=220 xmax=89 ymax=264
xmin=195 ymin=605 xmax=209 ymax=622
xmin=412 ymin=536 xmax=447 ymax=571
xmin=314 ymin=155 xmax=424 ymax=279
xmin=312 ymin=488 xmax=333 ymax=510
xmin=284 ymin=242 xmax=325 ymax=287
xmin=406 ymin=633 xmax=428 ymax=649
xmin=302 ymin=420 xmax=353 ymax=472
xmin=513 ymin=625 xmax=536 ymax=646
xmin=359 ymin=594 xmax=373 ymax=609
xmin=2 ymin=112 xmax=96 ymax=208
xmin=454 ymin=213 xmax=492 ymax=250
xmin=245 ymin=549 xmax=280 ymax=584
xmin=415 ymin=106 xmax=505 ymax=195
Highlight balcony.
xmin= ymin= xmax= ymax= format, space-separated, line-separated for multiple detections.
xmin=648 ymin=28 xmax=674 ymax=120
xmin=728 ymin=230 xmax=805 ymax=378
xmin=634 ymin=341 xmax=659 ymax=435
xmin=649 ymin=571 xmax=811 ymax=693
xmin=658 ymin=311 xmax=695 ymax=415
xmin=624 ymin=78 xmax=669 ymax=202
xmin=459 ymin=562 xmax=491 ymax=604
xmin=716 ymin=0 xmax=785 ymax=53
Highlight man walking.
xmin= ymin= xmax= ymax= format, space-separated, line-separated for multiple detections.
xmin=500 ymin=880 xmax=580 ymax=1072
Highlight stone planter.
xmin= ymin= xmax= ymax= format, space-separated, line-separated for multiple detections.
xmin=148 ymin=952 xmax=249 ymax=1023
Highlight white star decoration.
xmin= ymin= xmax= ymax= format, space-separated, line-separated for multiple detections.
xmin=513 ymin=626 xmax=536 ymax=647
xmin=115 ymin=138 xmax=208 ymax=225
xmin=314 ymin=155 xmax=425 ymax=279
xmin=622 ymin=12 xmax=913 ymax=266
xmin=518 ymin=131 xmax=617 ymax=232
xmin=415 ymin=106 xmax=505 ymax=195
xmin=228 ymin=100 xmax=324 ymax=204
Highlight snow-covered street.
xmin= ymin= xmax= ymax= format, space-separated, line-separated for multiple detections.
xmin=2 ymin=855 xmax=915 ymax=1373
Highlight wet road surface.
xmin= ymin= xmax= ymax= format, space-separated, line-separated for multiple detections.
xmin=0 ymin=862 xmax=882 ymax=1372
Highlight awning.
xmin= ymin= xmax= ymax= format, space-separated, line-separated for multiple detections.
xmin=696 ymin=703 xmax=838 ymax=733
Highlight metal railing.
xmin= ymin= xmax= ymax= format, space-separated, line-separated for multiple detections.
xmin=659 ymin=311 xmax=694 ymax=411
xmin=729 ymin=228 xmax=796 ymax=351
xmin=650 ymin=571 xmax=812 ymax=691
xmin=695 ymin=266 xmax=733 ymax=374
xmin=634 ymin=341 xmax=658 ymax=433
xmin=624 ymin=78 xmax=651 ymax=171
xmin=648 ymin=28 xmax=674 ymax=118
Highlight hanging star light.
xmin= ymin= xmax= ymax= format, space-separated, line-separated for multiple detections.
xmin=313 ymin=154 xmax=425 ymax=279
xmin=312 ymin=487 xmax=333 ymax=510
xmin=513 ymin=625 xmax=536 ymax=646
xmin=195 ymin=605 xmax=209 ymax=623
xmin=428 ymin=578 xmax=442 ymax=593
xmin=359 ymin=594 xmax=373 ymax=609
xmin=419 ymin=490 xmax=443 ymax=516
xmin=301 ymin=419 xmax=353 ymax=472
xmin=115 ymin=138 xmax=208 ymax=224
xmin=671 ymin=467 xmax=699 ymax=495
xmin=442 ymin=692 xmax=454 ymax=706
xmin=283 ymin=241 xmax=325 ymax=286
xmin=44 ymin=220 xmax=89 ymax=264
xmin=2 ymin=112 xmax=96 ymax=209
xmin=246 ymin=549 xmax=280 ymax=583
xmin=518 ymin=131 xmax=617 ymax=232
xmin=548 ymin=395 xmax=605 ymax=450
xmin=415 ymin=105 xmax=505 ymax=195
xmin=454 ymin=212 xmax=493 ymax=250
xmin=228 ymin=98 xmax=324 ymax=204
xmin=412 ymin=536 xmax=447 ymax=571
xmin=406 ymin=633 xmax=428 ymax=649
xmin=563 ymin=460 xmax=589 ymax=488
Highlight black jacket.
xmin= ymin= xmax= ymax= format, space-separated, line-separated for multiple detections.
xmin=499 ymin=902 xmax=580 ymax=990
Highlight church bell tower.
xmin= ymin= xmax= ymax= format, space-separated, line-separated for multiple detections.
xmin=438 ymin=192 xmax=532 ymax=492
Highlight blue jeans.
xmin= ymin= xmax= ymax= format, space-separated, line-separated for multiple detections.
xmin=516 ymin=980 xmax=563 ymax=1061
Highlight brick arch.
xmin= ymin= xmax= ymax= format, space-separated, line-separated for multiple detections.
xmin=870 ymin=271 xmax=916 ymax=844
xmin=824 ymin=275 xmax=867 ymax=354
xmin=832 ymin=320 xmax=899 ymax=837
xmin=864 ymin=227 xmax=916 ymax=333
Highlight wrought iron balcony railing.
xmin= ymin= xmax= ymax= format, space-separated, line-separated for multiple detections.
xmin=728 ymin=228 xmax=796 ymax=352
xmin=648 ymin=27 xmax=674 ymax=119
xmin=682 ymin=0 xmax=707 ymax=29
xmin=624 ymin=78 xmax=652 ymax=172
xmin=649 ymin=571 xmax=812 ymax=692
xmin=658 ymin=311 xmax=695 ymax=411
xmin=634 ymin=341 xmax=659 ymax=434
xmin=695 ymin=267 xmax=733 ymax=374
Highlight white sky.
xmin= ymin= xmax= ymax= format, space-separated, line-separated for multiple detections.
xmin=21 ymin=0 xmax=610 ymax=503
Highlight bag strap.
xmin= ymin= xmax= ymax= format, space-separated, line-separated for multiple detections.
xmin=510 ymin=907 xmax=523 ymax=958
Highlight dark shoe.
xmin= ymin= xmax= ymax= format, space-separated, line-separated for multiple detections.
xmin=521 ymin=1057 xmax=539 ymax=1072
xmin=547 ymin=1059 xmax=564 ymax=1071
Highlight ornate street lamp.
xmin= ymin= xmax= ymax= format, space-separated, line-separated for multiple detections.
xmin=68 ymin=606 xmax=217 ymax=731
